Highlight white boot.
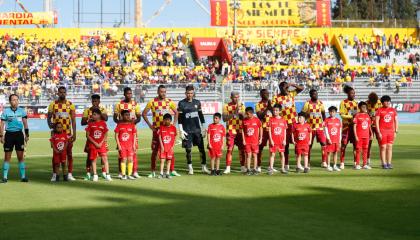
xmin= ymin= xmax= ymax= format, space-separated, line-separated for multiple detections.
xmin=188 ymin=164 xmax=194 ymax=175
xmin=201 ymin=164 xmax=210 ymax=174
xmin=223 ymin=166 xmax=231 ymax=174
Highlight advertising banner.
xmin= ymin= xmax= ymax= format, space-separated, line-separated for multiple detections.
xmin=0 ymin=12 xmax=56 ymax=25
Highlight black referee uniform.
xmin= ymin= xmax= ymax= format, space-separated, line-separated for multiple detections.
xmin=178 ymin=98 xmax=206 ymax=165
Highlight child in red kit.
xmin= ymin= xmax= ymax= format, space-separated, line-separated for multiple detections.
xmin=353 ymin=102 xmax=373 ymax=170
xmin=115 ymin=110 xmax=137 ymax=180
xmin=50 ymin=123 xmax=69 ymax=182
xmin=292 ymin=112 xmax=312 ymax=173
xmin=241 ymin=107 xmax=262 ymax=175
xmin=86 ymin=109 xmax=111 ymax=181
xmin=158 ymin=113 xmax=177 ymax=179
xmin=207 ymin=113 xmax=225 ymax=176
xmin=268 ymin=104 xmax=287 ymax=174
xmin=324 ymin=106 xmax=342 ymax=172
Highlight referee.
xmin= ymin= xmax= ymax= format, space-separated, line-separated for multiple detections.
xmin=177 ymin=85 xmax=210 ymax=175
xmin=1 ymin=94 xmax=29 ymax=183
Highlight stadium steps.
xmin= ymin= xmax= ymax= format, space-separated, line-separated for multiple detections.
xmin=343 ymin=46 xmax=420 ymax=66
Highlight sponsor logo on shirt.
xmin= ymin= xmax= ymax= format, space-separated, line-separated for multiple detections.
xmin=121 ymin=132 xmax=130 ymax=141
xmin=274 ymin=127 xmax=282 ymax=135
xmin=331 ymin=127 xmax=338 ymax=135
xmin=163 ymin=136 xmax=172 ymax=144
xmin=384 ymin=114 xmax=392 ymax=123
xmin=362 ymin=121 xmax=369 ymax=129
xmin=247 ymin=128 xmax=255 ymax=136
xmin=94 ymin=130 xmax=102 ymax=139
xmin=298 ymin=132 xmax=306 ymax=141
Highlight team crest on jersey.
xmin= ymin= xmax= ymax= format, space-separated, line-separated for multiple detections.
xmin=163 ymin=136 xmax=172 ymax=144
xmin=94 ymin=130 xmax=102 ymax=139
xmin=247 ymin=128 xmax=255 ymax=136
xmin=274 ymin=127 xmax=282 ymax=135
xmin=121 ymin=133 xmax=129 ymax=141
xmin=384 ymin=114 xmax=391 ymax=123
xmin=362 ymin=121 xmax=369 ymax=129
xmin=213 ymin=133 xmax=221 ymax=142
xmin=57 ymin=142 xmax=65 ymax=151
xmin=298 ymin=133 xmax=306 ymax=140
xmin=331 ymin=127 xmax=338 ymax=135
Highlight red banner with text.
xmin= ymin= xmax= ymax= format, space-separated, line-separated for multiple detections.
xmin=210 ymin=0 xmax=228 ymax=26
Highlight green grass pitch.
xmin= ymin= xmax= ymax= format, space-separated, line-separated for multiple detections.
xmin=1 ymin=125 xmax=419 ymax=240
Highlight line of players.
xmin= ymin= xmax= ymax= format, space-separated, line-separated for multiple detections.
xmin=42 ymin=82 xmax=398 ymax=181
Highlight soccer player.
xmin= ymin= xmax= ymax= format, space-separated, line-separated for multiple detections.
xmin=366 ymin=92 xmax=382 ymax=166
xmin=272 ymin=81 xmax=304 ymax=170
xmin=267 ymin=104 xmax=287 ymax=174
xmin=222 ymin=91 xmax=246 ymax=174
xmin=47 ymin=86 xmax=76 ymax=181
xmin=375 ymin=95 xmax=398 ymax=169
xmin=113 ymin=87 xmax=141 ymax=178
xmin=50 ymin=123 xmax=69 ymax=182
xmin=143 ymin=85 xmax=179 ymax=178
xmin=177 ymin=85 xmax=209 ymax=175
xmin=81 ymin=94 xmax=108 ymax=180
xmin=255 ymin=89 xmax=272 ymax=173
xmin=302 ymin=89 xmax=327 ymax=168
xmin=241 ymin=107 xmax=262 ymax=175
xmin=158 ymin=114 xmax=177 ymax=179
xmin=292 ymin=112 xmax=312 ymax=173
xmin=115 ymin=110 xmax=137 ymax=180
xmin=1 ymin=94 xmax=29 ymax=183
xmin=324 ymin=106 xmax=342 ymax=172
xmin=86 ymin=109 xmax=111 ymax=181
xmin=207 ymin=113 xmax=225 ymax=176
xmin=339 ymin=85 xmax=358 ymax=169
xmin=353 ymin=102 xmax=373 ymax=170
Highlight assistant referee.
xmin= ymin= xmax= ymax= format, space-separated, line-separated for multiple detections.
xmin=1 ymin=94 xmax=29 ymax=183
xmin=177 ymin=85 xmax=210 ymax=175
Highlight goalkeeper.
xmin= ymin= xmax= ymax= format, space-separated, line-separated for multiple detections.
xmin=177 ymin=85 xmax=210 ymax=175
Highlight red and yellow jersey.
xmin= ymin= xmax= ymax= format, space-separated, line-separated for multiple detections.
xmin=145 ymin=97 xmax=177 ymax=128
xmin=366 ymin=100 xmax=382 ymax=127
xmin=302 ymin=100 xmax=325 ymax=130
xmin=48 ymin=100 xmax=75 ymax=135
xmin=339 ymin=99 xmax=358 ymax=130
xmin=255 ymin=100 xmax=270 ymax=130
xmin=114 ymin=100 xmax=141 ymax=121
xmin=272 ymin=91 xmax=297 ymax=125
xmin=83 ymin=106 xmax=108 ymax=121
xmin=223 ymin=102 xmax=245 ymax=135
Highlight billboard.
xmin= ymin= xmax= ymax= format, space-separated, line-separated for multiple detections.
xmin=210 ymin=0 xmax=331 ymax=27
xmin=0 ymin=12 xmax=57 ymax=25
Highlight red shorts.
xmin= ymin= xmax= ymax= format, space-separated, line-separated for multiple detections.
xmin=151 ymin=130 xmax=160 ymax=151
xmin=269 ymin=144 xmax=285 ymax=153
xmin=341 ymin=127 xmax=356 ymax=145
xmin=208 ymin=148 xmax=223 ymax=158
xmin=326 ymin=143 xmax=340 ymax=153
xmin=53 ymin=151 xmax=67 ymax=164
xmin=356 ymin=137 xmax=369 ymax=149
xmin=244 ymin=144 xmax=259 ymax=154
xmin=295 ymin=145 xmax=310 ymax=155
xmin=311 ymin=129 xmax=327 ymax=144
xmin=159 ymin=150 xmax=174 ymax=160
xmin=119 ymin=148 xmax=134 ymax=159
xmin=260 ymin=130 xmax=269 ymax=147
xmin=226 ymin=133 xmax=244 ymax=150
xmin=89 ymin=145 xmax=107 ymax=161
xmin=379 ymin=131 xmax=395 ymax=145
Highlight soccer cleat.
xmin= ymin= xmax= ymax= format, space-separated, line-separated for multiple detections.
xmin=92 ymin=175 xmax=99 ymax=182
xmin=256 ymin=166 xmax=262 ymax=173
xmin=272 ymin=168 xmax=279 ymax=173
xmin=382 ymin=164 xmax=389 ymax=169
xmin=281 ymin=169 xmax=288 ymax=174
xmin=354 ymin=165 xmax=361 ymax=170
xmin=165 ymin=174 xmax=172 ymax=179
xmin=367 ymin=158 xmax=371 ymax=166
xmin=188 ymin=167 xmax=194 ymax=175
xmin=121 ymin=175 xmax=127 ymax=180
xmin=21 ymin=178 xmax=29 ymax=182
xmin=50 ymin=174 xmax=57 ymax=182
xmin=2 ymin=178 xmax=7 ymax=183
xmin=216 ymin=170 xmax=222 ymax=176
xmin=63 ymin=175 xmax=67 ymax=181
xmin=128 ymin=175 xmax=136 ymax=180
xmin=118 ymin=174 xmax=123 ymax=179
xmin=246 ymin=169 xmax=252 ymax=176
xmin=67 ymin=173 xmax=76 ymax=181
xmin=321 ymin=162 xmax=328 ymax=168
xmin=304 ymin=168 xmax=310 ymax=173
xmin=84 ymin=173 xmax=91 ymax=181
xmin=252 ymin=169 xmax=259 ymax=175
xmin=132 ymin=172 xmax=141 ymax=178
xmin=240 ymin=166 xmax=247 ymax=173
xmin=223 ymin=166 xmax=231 ymax=174
xmin=147 ymin=172 xmax=156 ymax=178
xmin=285 ymin=165 xmax=290 ymax=171
xmin=327 ymin=166 xmax=333 ymax=172
xmin=210 ymin=170 xmax=216 ymax=176
xmin=295 ymin=167 xmax=301 ymax=173
xmin=105 ymin=175 xmax=112 ymax=181
xmin=267 ymin=168 xmax=273 ymax=175
xmin=362 ymin=165 xmax=372 ymax=170
xmin=297 ymin=165 xmax=304 ymax=171
xmin=170 ymin=171 xmax=181 ymax=177
xmin=201 ymin=165 xmax=210 ymax=174
xmin=340 ymin=163 xmax=345 ymax=170
xmin=158 ymin=174 xmax=164 ymax=179
xmin=387 ymin=164 xmax=393 ymax=169
xmin=333 ymin=165 xmax=341 ymax=172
